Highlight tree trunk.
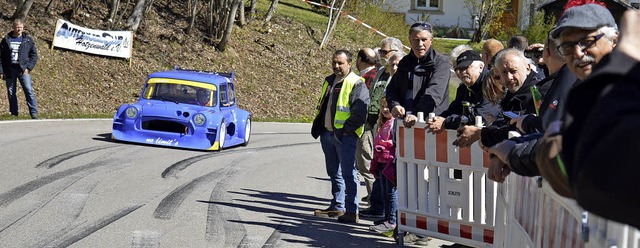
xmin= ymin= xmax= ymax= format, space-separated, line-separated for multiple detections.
xmin=108 ymin=0 xmax=120 ymax=21
xmin=248 ymin=0 xmax=257 ymax=20
xmin=187 ymin=0 xmax=197 ymax=34
xmin=217 ymin=0 xmax=239 ymax=52
xmin=237 ymin=0 xmax=245 ymax=27
xmin=12 ymin=0 xmax=34 ymax=20
xmin=320 ymin=0 xmax=345 ymax=49
xmin=264 ymin=0 xmax=279 ymax=23
xmin=126 ymin=0 xmax=146 ymax=32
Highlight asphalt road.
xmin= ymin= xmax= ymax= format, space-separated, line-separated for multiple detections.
xmin=0 ymin=119 xmax=454 ymax=248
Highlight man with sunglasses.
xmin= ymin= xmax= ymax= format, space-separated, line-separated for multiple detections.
xmin=385 ymin=22 xmax=451 ymax=128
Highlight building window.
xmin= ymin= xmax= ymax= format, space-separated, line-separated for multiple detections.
xmin=415 ymin=0 xmax=439 ymax=10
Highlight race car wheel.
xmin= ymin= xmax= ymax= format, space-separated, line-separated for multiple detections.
xmin=218 ymin=120 xmax=226 ymax=150
xmin=242 ymin=117 xmax=251 ymax=146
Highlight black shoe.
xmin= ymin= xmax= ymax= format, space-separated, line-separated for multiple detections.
xmin=314 ymin=208 xmax=344 ymax=218
xmin=360 ymin=208 xmax=384 ymax=218
xmin=31 ymin=114 xmax=38 ymax=119
xmin=337 ymin=213 xmax=359 ymax=223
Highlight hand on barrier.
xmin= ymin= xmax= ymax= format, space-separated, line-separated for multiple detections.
xmin=453 ymin=126 xmax=482 ymax=147
xmin=488 ymin=155 xmax=511 ymax=183
xmin=426 ymin=116 xmax=445 ymax=133
xmin=509 ymin=115 xmax=530 ymax=133
xmin=403 ymin=114 xmax=417 ymax=128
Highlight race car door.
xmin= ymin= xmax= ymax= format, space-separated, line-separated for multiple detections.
xmin=219 ymin=82 xmax=238 ymax=135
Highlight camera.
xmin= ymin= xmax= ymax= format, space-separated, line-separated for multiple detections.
xmin=525 ymin=47 xmax=543 ymax=59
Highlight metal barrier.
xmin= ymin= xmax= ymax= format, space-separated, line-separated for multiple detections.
xmin=395 ymin=119 xmax=640 ymax=248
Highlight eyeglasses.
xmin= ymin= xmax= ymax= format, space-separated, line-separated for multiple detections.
xmin=410 ymin=22 xmax=432 ymax=30
xmin=378 ymin=49 xmax=398 ymax=55
xmin=557 ymin=33 xmax=605 ymax=56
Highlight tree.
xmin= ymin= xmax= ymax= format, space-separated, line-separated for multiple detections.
xmin=125 ymin=0 xmax=146 ymax=32
xmin=264 ymin=0 xmax=279 ymax=23
xmin=187 ymin=0 xmax=198 ymax=34
xmin=11 ymin=0 xmax=35 ymax=20
xmin=108 ymin=0 xmax=120 ymax=21
xmin=465 ymin=0 xmax=510 ymax=43
xmin=319 ymin=0 xmax=346 ymax=49
xmin=248 ymin=0 xmax=257 ymax=20
xmin=218 ymin=0 xmax=240 ymax=51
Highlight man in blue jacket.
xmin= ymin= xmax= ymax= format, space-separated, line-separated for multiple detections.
xmin=0 ymin=19 xmax=39 ymax=119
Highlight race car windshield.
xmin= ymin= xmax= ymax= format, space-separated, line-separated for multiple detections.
xmin=143 ymin=82 xmax=217 ymax=107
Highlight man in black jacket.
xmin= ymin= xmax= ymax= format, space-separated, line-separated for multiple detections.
xmin=385 ymin=22 xmax=451 ymax=128
xmin=0 ymin=19 xmax=39 ymax=119
xmin=427 ymin=50 xmax=500 ymax=135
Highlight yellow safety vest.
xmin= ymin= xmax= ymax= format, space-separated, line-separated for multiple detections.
xmin=315 ymin=72 xmax=365 ymax=137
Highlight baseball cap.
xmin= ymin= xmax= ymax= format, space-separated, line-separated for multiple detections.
xmin=550 ymin=4 xmax=617 ymax=39
xmin=455 ymin=50 xmax=482 ymax=69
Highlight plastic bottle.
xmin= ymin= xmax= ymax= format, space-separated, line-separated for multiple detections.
xmin=531 ymin=85 xmax=543 ymax=115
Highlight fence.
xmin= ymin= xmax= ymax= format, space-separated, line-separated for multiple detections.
xmin=395 ymin=119 xmax=640 ymax=247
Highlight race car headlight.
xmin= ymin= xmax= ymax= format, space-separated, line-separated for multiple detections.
xmin=125 ymin=106 xmax=138 ymax=118
xmin=194 ymin=113 xmax=206 ymax=126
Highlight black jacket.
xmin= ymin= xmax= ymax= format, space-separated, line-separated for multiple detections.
xmin=385 ymin=48 xmax=451 ymax=115
xmin=0 ymin=31 xmax=38 ymax=77
xmin=519 ymin=64 xmax=578 ymax=134
xmin=505 ymin=64 xmax=578 ymax=177
xmin=440 ymin=69 xmax=500 ymax=129
xmin=311 ymin=72 xmax=370 ymax=139
xmin=561 ymin=49 xmax=640 ymax=228
xmin=480 ymin=72 xmax=538 ymax=148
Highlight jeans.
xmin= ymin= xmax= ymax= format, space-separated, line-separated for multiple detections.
xmin=379 ymin=164 xmax=398 ymax=223
xmin=5 ymin=72 xmax=38 ymax=117
xmin=319 ymin=130 xmax=359 ymax=214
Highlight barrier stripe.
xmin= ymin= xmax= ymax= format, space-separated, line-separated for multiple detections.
xmin=301 ymin=0 xmax=411 ymax=50
xmin=399 ymin=126 xmax=405 ymax=157
xmin=414 ymin=128 xmax=426 ymax=160
xmin=436 ymin=132 xmax=448 ymax=162
xmin=459 ymin=146 xmax=471 ymax=165
xmin=400 ymin=212 xmax=495 ymax=245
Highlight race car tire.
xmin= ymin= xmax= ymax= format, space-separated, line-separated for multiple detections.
xmin=218 ymin=120 xmax=226 ymax=150
xmin=242 ymin=117 xmax=251 ymax=146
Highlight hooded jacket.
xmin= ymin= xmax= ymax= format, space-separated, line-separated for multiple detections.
xmin=385 ymin=47 xmax=451 ymax=115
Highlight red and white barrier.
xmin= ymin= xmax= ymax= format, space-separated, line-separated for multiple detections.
xmin=396 ymin=118 xmax=640 ymax=248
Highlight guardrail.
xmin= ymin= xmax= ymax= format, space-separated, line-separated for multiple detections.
xmin=395 ymin=118 xmax=640 ymax=248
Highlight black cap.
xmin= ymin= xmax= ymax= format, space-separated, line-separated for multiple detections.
xmin=455 ymin=50 xmax=482 ymax=69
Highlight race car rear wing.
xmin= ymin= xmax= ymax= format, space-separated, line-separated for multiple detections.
xmin=173 ymin=65 xmax=234 ymax=80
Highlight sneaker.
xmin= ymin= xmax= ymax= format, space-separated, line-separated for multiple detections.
xmin=381 ymin=229 xmax=395 ymax=238
xmin=337 ymin=213 xmax=359 ymax=223
xmin=359 ymin=208 xmax=383 ymax=218
xmin=31 ymin=114 xmax=38 ymax=119
xmin=373 ymin=218 xmax=386 ymax=225
xmin=361 ymin=195 xmax=369 ymax=202
xmin=414 ymin=237 xmax=430 ymax=246
xmin=403 ymin=233 xmax=420 ymax=243
xmin=369 ymin=221 xmax=396 ymax=233
xmin=314 ymin=208 xmax=344 ymax=218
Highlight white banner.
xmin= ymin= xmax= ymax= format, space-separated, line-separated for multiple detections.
xmin=52 ymin=19 xmax=133 ymax=59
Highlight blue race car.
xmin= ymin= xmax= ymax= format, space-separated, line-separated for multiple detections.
xmin=112 ymin=67 xmax=251 ymax=151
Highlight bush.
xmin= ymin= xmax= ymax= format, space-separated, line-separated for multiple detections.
xmin=523 ymin=11 xmax=556 ymax=44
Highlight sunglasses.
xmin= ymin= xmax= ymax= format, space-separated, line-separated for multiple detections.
xmin=410 ymin=22 xmax=432 ymax=30
xmin=557 ymin=33 xmax=605 ymax=56
xmin=378 ymin=49 xmax=398 ymax=55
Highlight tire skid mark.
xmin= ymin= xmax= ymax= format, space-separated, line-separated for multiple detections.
xmin=154 ymin=158 xmax=245 ymax=220
xmin=35 ymin=144 xmax=120 ymax=168
xmin=261 ymin=223 xmax=283 ymax=248
xmin=0 ymin=160 xmax=129 ymax=236
xmin=162 ymin=141 xmax=316 ymax=178
xmin=0 ymin=161 xmax=107 ymax=208
xmin=131 ymin=230 xmax=161 ymax=248
xmin=0 ymin=173 xmax=88 ymax=234
xmin=36 ymin=204 xmax=144 ymax=248
xmin=204 ymin=167 xmax=247 ymax=247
